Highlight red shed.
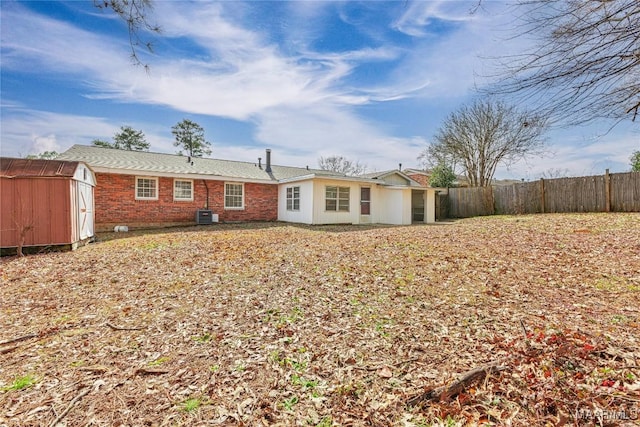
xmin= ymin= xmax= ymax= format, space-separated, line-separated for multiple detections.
xmin=1 ymin=157 xmax=96 ymax=254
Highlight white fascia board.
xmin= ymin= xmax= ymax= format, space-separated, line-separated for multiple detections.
xmin=379 ymin=185 xmax=415 ymax=190
xmin=377 ymin=183 xmax=431 ymax=190
xmin=277 ymin=173 xmax=318 ymax=184
xmin=89 ymin=166 xmax=277 ymax=184
xmin=279 ymin=174 xmax=379 ymax=185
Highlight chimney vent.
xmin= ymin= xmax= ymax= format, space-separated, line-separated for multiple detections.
xmin=399 ymin=163 xmax=402 ymax=171
xmin=265 ymin=149 xmax=272 ymax=173
xmin=258 ymin=157 xmax=262 ymax=169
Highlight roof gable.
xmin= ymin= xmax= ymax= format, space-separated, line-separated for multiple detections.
xmin=359 ymin=169 xmax=423 ymax=187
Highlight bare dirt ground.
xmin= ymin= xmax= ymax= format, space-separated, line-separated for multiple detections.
xmin=1 ymin=213 xmax=639 ymax=426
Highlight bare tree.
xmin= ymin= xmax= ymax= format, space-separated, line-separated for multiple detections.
xmin=421 ymin=99 xmax=547 ymax=187
xmin=487 ymin=0 xmax=640 ymax=125
xmin=94 ymin=0 xmax=160 ymax=69
xmin=538 ymin=168 xmax=570 ymax=179
xmin=318 ymin=155 xmax=367 ymax=176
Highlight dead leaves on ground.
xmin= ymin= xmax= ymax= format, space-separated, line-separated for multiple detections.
xmin=1 ymin=213 xmax=639 ymax=426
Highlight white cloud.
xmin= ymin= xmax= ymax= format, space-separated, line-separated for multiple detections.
xmin=496 ymin=125 xmax=640 ymax=180
xmin=0 ymin=107 xmax=172 ymax=158
xmin=253 ymin=105 xmax=427 ymax=171
xmin=31 ymin=134 xmax=60 ymax=154
xmin=0 ymin=108 xmax=112 ymax=157
xmin=1 ymin=1 xmax=430 ymax=167
xmin=381 ymin=2 xmax=530 ymax=101
xmin=1 ymin=4 xmax=129 ymax=76
xmin=2 ymin=0 xmax=634 ymax=180
xmin=393 ymin=1 xmax=476 ymax=37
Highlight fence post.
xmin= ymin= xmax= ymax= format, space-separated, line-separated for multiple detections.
xmin=540 ymin=178 xmax=545 ymax=213
xmin=605 ymin=169 xmax=611 ymax=212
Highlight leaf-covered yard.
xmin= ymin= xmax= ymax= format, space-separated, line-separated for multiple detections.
xmin=1 ymin=214 xmax=639 ymax=426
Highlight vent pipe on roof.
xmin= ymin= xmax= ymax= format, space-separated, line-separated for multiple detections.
xmin=399 ymin=163 xmax=402 ymax=171
xmin=265 ymin=149 xmax=272 ymax=173
xmin=258 ymin=157 xmax=262 ymax=169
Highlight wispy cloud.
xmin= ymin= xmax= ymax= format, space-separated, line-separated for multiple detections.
xmin=501 ymin=125 xmax=639 ymax=180
xmin=2 ymin=1 xmax=631 ymax=178
xmin=0 ymin=105 xmax=174 ymax=158
xmin=1 ymin=4 xmax=129 ymax=75
xmin=0 ymin=107 xmax=117 ymax=156
xmin=1 ymin=1 xmax=433 ymax=168
xmin=393 ymin=1 xmax=476 ymax=37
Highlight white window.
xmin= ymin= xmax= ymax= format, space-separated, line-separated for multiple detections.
xmin=225 ymin=182 xmax=244 ymax=209
xmin=326 ymin=186 xmax=349 ymax=212
xmin=286 ymin=186 xmax=300 ymax=211
xmin=135 ymin=177 xmax=158 ymax=200
xmin=174 ymin=179 xmax=193 ymax=201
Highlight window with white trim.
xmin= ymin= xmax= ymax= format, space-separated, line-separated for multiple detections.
xmin=135 ymin=177 xmax=158 ymax=200
xmin=286 ymin=186 xmax=300 ymax=211
xmin=225 ymin=182 xmax=244 ymax=209
xmin=173 ymin=179 xmax=193 ymax=201
xmin=325 ymin=186 xmax=349 ymax=211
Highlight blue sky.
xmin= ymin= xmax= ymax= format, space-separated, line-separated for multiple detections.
xmin=1 ymin=0 xmax=638 ymax=179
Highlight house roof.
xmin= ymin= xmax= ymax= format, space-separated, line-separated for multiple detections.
xmin=0 ymin=157 xmax=81 ymax=178
xmin=57 ymin=145 xmax=343 ymax=183
xmin=403 ymin=168 xmax=432 ymax=176
xmin=359 ymin=169 xmax=424 ymax=188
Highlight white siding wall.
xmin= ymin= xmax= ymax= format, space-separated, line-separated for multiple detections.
xmin=374 ymin=188 xmax=412 ymax=225
xmin=279 ymin=178 xmax=418 ymax=226
xmin=312 ymin=179 xmax=360 ymax=225
xmin=278 ymin=180 xmax=314 ymax=224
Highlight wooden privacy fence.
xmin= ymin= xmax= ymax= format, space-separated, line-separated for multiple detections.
xmin=447 ymin=170 xmax=640 ymax=218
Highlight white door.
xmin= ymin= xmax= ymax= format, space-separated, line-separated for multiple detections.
xmin=77 ymin=182 xmax=94 ymax=239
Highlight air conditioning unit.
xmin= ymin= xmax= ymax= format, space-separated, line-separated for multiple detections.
xmin=195 ymin=209 xmax=213 ymax=225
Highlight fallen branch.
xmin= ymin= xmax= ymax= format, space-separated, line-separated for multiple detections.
xmin=0 ymin=333 xmax=38 ymax=346
xmin=106 ymin=322 xmax=144 ymax=331
xmin=407 ymin=362 xmax=507 ymax=406
xmin=48 ymin=385 xmax=92 ymax=427
xmin=519 ymin=319 xmax=528 ymax=340
xmin=0 ymin=345 xmax=19 ymax=355
xmin=76 ymin=366 xmax=108 ymax=374
xmin=135 ymin=367 xmax=170 ymax=375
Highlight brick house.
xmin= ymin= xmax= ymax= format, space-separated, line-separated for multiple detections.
xmin=58 ymin=145 xmax=440 ymax=231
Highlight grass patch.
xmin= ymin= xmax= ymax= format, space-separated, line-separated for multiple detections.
xmin=180 ymin=397 xmax=203 ymax=413
xmin=2 ymin=374 xmax=37 ymax=392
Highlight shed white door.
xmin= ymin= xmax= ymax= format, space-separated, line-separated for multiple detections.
xmin=77 ymin=182 xmax=94 ymax=239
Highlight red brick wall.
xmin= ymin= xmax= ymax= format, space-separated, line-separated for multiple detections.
xmin=94 ymin=173 xmax=278 ymax=230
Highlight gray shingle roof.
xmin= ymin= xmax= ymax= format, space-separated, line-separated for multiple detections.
xmin=359 ymin=169 xmax=424 ymax=187
xmin=57 ymin=145 xmax=343 ymax=182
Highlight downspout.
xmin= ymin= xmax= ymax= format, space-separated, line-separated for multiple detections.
xmin=202 ymin=179 xmax=209 ymax=209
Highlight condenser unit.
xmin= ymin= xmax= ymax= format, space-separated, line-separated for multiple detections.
xmin=195 ymin=209 xmax=213 ymax=225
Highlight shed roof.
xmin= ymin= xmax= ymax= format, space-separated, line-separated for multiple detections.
xmin=0 ymin=157 xmax=81 ymax=178
xmin=57 ymin=145 xmax=344 ymax=182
